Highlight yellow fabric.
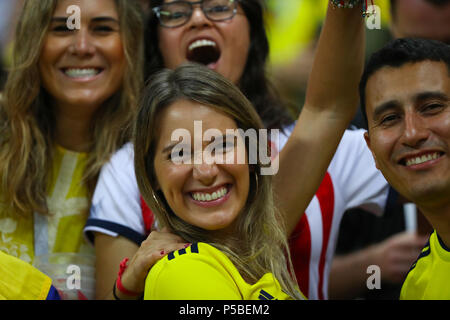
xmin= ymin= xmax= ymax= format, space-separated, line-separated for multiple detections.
xmin=0 ymin=250 xmax=52 ymax=300
xmin=0 ymin=145 xmax=93 ymax=264
xmin=266 ymin=0 xmax=392 ymax=66
xmin=144 ymin=242 xmax=296 ymax=300
xmin=400 ymin=231 xmax=450 ymax=300
xmin=266 ymin=0 xmax=327 ymax=65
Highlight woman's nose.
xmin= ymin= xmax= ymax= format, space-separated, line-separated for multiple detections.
xmin=192 ymin=161 xmax=219 ymax=186
xmin=68 ymin=28 xmax=96 ymax=57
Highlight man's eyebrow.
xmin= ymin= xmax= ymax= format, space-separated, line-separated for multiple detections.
xmin=414 ymin=91 xmax=449 ymax=103
xmin=372 ymin=100 xmax=401 ymax=121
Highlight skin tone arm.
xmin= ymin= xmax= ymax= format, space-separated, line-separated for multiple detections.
xmin=95 ymin=228 xmax=189 ymax=300
xmin=328 ymin=232 xmax=427 ymax=299
xmin=274 ymin=2 xmax=366 ymax=235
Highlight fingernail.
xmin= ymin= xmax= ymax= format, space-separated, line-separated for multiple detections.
xmin=184 ymin=243 xmax=191 ymax=248
xmin=160 ymin=250 xmax=165 ymax=255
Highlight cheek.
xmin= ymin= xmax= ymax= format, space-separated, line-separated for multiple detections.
xmin=38 ymin=38 xmax=61 ymax=78
xmin=370 ymin=131 xmax=398 ymax=168
xmin=106 ymin=38 xmax=126 ymax=71
xmin=158 ymin=30 xmax=180 ymax=69
xmin=40 ymin=36 xmax=59 ymax=62
xmin=155 ymin=163 xmax=189 ymax=202
xmin=230 ymin=164 xmax=250 ymax=195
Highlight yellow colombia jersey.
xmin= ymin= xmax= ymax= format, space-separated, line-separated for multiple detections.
xmin=0 ymin=145 xmax=94 ymax=264
xmin=400 ymin=231 xmax=450 ymax=300
xmin=0 ymin=250 xmax=52 ymax=300
xmin=144 ymin=242 xmax=301 ymax=300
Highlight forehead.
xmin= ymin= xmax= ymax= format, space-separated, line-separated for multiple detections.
xmin=54 ymin=0 xmax=118 ymax=17
xmin=156 ymin=99 xmax=237 ymax=140
xmin=365 ymin=61 xmax=450 ymax=116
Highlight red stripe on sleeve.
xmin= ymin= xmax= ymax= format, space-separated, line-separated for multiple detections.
xmin=289 ymin=214 xmax=311 ymax=298
xmin=315 ymin=173 xmax=335 ymax=300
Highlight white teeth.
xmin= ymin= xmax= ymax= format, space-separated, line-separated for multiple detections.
xmin=192 ymin=187 xmax=228 ymax=202
xmin=188 ymin=39 xmax=216 ymax=51
xmin=65 ymin=68 xmax=100 ymax=78
xmin=405 ymin=152 xmax=440 ymax=166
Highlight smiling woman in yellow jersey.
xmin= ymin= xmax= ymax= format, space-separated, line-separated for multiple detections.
xmin=135 ymin=65 xmax=304 ymax=300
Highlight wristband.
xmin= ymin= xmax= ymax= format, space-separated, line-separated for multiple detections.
xmin=330 ymin=0 xmax=375 ymax=17
xmin=115 ymin=258 xmax=142 ymax=297
xmin=330 ymin=0 xmax=361 ymax=9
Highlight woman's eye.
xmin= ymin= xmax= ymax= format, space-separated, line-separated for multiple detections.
xmin=169 ymin=148 xmax=191 ymax=162
xmin=212 ymin=139 xmax=234 ymax=153
xmin=93 ymin=25 xmax=115 ymax=33
xmin=51 ymin=25 xmax=72 ymax=32
xmin=221 ymin=141 xmax=234 ymax=151
xmin=207 ymin=5 xmax=230 ymax=13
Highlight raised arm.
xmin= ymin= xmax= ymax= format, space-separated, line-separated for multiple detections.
xmin=274 ymin=1 xmax=366 ymax=235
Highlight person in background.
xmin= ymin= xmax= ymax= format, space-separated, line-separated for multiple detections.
xmin=330 ymin=0 xmax=449 ymax=299
xmin=0 ymin=0 xmax=144 ymax=299
xmin=361 ymin=37 xmax=450 ymax=299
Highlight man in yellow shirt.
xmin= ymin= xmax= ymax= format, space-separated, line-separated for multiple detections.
xmin=360 ymin=37 xmax=450 ymax=299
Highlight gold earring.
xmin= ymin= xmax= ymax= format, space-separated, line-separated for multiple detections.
xmin=253 ymin=171 xmax=259 ymax=194
xmin=152 ymin=192 xmax=163 ymax=212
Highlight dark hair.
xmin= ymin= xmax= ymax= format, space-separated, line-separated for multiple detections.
xmin=359 ymin=38 xmax=450 ymax=128
xmin=145 ymin=0 xmax=293 ymax=130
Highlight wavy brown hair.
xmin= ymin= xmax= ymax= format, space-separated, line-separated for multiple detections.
xmin=0 ymin=0 xmax=144 ymax=215
xmin=134 ymin=64 xmax=302 ymax=299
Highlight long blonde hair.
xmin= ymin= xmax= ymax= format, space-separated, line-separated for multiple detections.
xmin=134 ymin=64 xmax=302 ymax=299
xmin=0 ymin=0 xmax=144 ymax=215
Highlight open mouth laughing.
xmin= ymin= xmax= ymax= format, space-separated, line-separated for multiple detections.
xmin=186 ymin=39 xmax=221 ymax=67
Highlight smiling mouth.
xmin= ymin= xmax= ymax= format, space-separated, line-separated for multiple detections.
xmin=401 ymin=151 xmax=444 ymax=167
xmin=62 ymin=68 xmax=103 ymax=79
xmin=190 ymin=185 xmax=229 ymax=203
xmin=186 ymin=39 xmax=221 ymax=67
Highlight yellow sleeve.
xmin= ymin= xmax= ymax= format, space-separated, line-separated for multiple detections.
xmin=144 ymin=248 xmax=242 ymax=300
xmin=0 ymin=251 xmax=52 ymax=300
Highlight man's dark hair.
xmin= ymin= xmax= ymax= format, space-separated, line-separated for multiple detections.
xmin=359 ymin=38 xmax=450 ymax=128
xmin=145 ymin=0 xmax=293 ymax=130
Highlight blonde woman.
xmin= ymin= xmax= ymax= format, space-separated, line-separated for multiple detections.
xmin=0 ymin=0 xmax=143 ymax=298
xmin=134 ymin=64 xmax=303 ymax=299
